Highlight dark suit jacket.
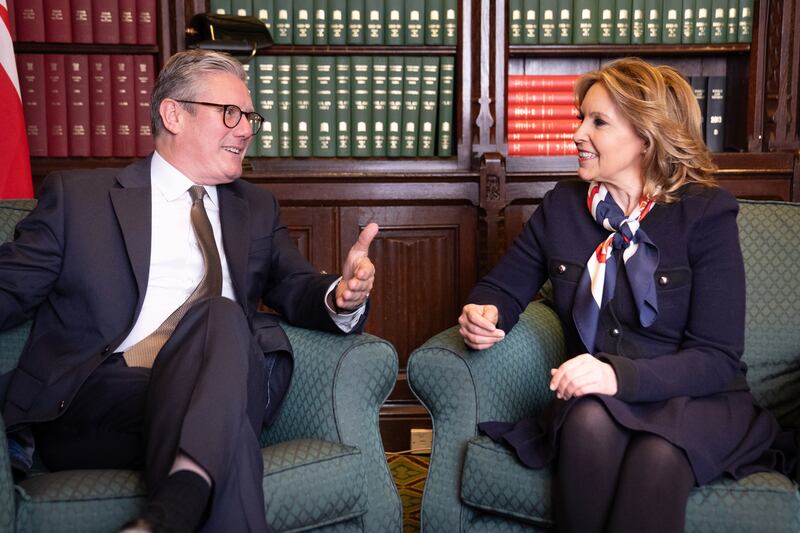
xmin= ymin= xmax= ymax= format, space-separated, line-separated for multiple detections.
xmin=468 ymin=179 xmax=749 ymax=403
xmin=0 ymin=156 xmax=365 ymax=431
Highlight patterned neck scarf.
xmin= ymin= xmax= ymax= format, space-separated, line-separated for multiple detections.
xmin=572 ymin=182 xmax=659 ymax=353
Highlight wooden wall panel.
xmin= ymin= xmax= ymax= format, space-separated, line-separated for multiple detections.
xmin=278 ymin=207 xmax=339 ymax=276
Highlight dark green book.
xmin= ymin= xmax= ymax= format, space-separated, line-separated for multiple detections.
xmin=443 ymin=0 xmax=457 ymax=45
xmin=614 ymin=0 xmax=632 ymax=43
xmin=335 ymin=56 xmax=351 ymax=156
xmin=523 ymin=0 xmax=540 ymax=43
xmin=401 ymin=56 xmax=422 ymax=157
xmin=242 ymin=60 xmax=257 ymax=157
xmin=736 ymin=0 xmax=752 ymax=42
xmin=598 ymin=0 xmax=615 ymax=43
xmin=631 ymin=0 xmax=645 ymax=43
xmin=292 ymin=55 xmax=312 ymax=157
xmin=312 ymin=56 xmax=336 ymax=157
xmin=405 ymin=0 xmax=425 ymax=45
xmin=574 ymin=0 xmax=597 ymax=43
xmin=348 ymin=0 xmax=365 ymax=44
xmin=645 ymin=0 xmax=661 ymax=42
xmin=426 ymin=0 xmax=444 ymax=45
xmin=294 ymin=0 xmax=314 ymax=44
xmin=557 ymin=0 xmax=573 ymax=43
xmin=709 ymin=0 xmax=727 ymax=43
xmin=681 ymin=0 xmax=695 ymax=43
xmin=694 ymin=0 xmax=710 ymax=42
xmin=314 ymin=0 xmax=328 ymax=43
xmin=437 ymin=55 xmax=454 ymax=156
xmin=386 ymin=56 xmax=404 ymax=156
xmin=387 ymin=5 xmax=404 ymax=44
xmin=690 ymin=75 xmax=707 ymax=139
xmin=705 ymin=75 xmax=725 ymax=152
xmin=418 ymin=57 xmax=439 ymax=157
xmin=372 ymin=56 xmax=388 ymax=157
xmin=366 ymin=0 xmax=384 ymax=44
xmin=726 ymin=0 xmax=738 ymax=42
xmin=210 ymin=0 xmax=231 ymax=14
xmin=232 ymin=0 xmax=252 ymax=16
xmin=540 ymin=0 xmax=558 ymax=43
xmin=351 ymin=56 xmax=373 ymax=157
xmin=275 ymin=1 xmax=293 ymax=44
xmin=663 ymin=1 xmax=681 ymax=43
xmin=328 ymin=0 xmax=347 ymax=44
xmin=254 ymin=0 xmax=275 ymax=35
xmin=255 ymin=56 xmax=278 ymax=157
xmin=510 ymin=0 xmax=524 ymax=43
xmin=277 ymin=56 xmax=293 ymax=157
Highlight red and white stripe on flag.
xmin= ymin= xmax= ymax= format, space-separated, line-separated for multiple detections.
xmin=0 ymin=0 xmax=33 ymax=199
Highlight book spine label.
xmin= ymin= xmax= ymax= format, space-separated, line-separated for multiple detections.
xmin=254 ymin=0 xmax=275 ymax=34
xmin=614 ymin=0 xmax=632 ymax=43
xmin=726 ymin=0 xmax=737 ymax=41
xmin=18 ymin=54 xmax=48 ymax=155
xmin=681 ymin=0 xmax=695 ymax=43
xmin=557 ymin=0 xmax=573 ymax=43
xmin=45 ymin=0 xmax=72 ymax=42
xmin=509 ymin=1 xmax=524 ymax=44
xmin=737 ymin=0 xmax=752 ymax=42
xmin=509 ymin=140 xmax=578 ymax=156
xmin=371 ymin=56 xmax=388 ymax=157
xmin=690 ymin=75 xmax=707 ymax=139
xmin=401 ymin=56 xmax=422 ymax=157
xmin=644 ymin=0 xmax=661 ymax=42
xmin=275 ymin=1 xmax=293 ymax=44
xmin=255 ymin=56 xmax=279 ymax=157
xmin=509 ymin=132 xmax=576 ymax=140
xmin=508 ymin=92 xmax=576 ymax=105
xmin=137 ymin=0 xmax=157 ymax=44
xmin=133 ymin=55 xmax=154 ymax=156
xmin=351 ymin=56 xmax=373 ymax=157
xmin=574 ymin=0 xmax=597 ymax=43
xmin=508 ymin=75 xmax=578 ymax=92
xmin=313 ymin=0 xmax=328 ymax=43
xmin=71 ymin=0 xmax=93 ymax=43
xmin=111 ymin=54 xmax=134 ymax=156
xmin=92 ymin=0 xmax=120 ymax=43
xmin=45 ymin=54 xmax=68 ymax=156
xmin=705 ymin=75 xmax=725 ymax=152
xmin=348 ymin=0 xmax=365 ymax=44
xmin=366 ymin=0 xmax=384 ymax=44
xmin=508 ymin=119 xmax=581 ymax=132
xmin=386 ymin=56 xmax=404 ymax=156
xmin=292 ymin=56 xmax=312 ymax=157
xmin=335 ymin=56 xmax=351 ymax=156
xmin=65 ymin=55 xmax=91 ymax=156
xmin=405 ymin=0 xmax=424 ymax=45
xmin=539 ymin=0 xmax=558 ymax=43
xmin=709 ymin=0 xmax=727 ymax=43
xmin=694 ymin=0 xmax=710 ymax=42
xmin=119 ymin=0 xmax=137 ymax=44
xmin=598 ymin=0 xmax=615 ymax=42
xmin=663 ymin=0 xmax=681 ymax=43
xmin=312 ymin=56 xmax=336 ymax=157
xmin=16 ymin=0 xmax=46 ymax=42
xmin=418 ymin=56 xmax=439 ymax=157
xmin=631 ymin=0 xmax=645 ymax=43
xmin=232 ymin=0 xmax=252 ymax=15
xmin=426 ymin=0 xmax=443 ymax=45
xmin=90 ymin=54 xmax=113 ymax=157
xmin=437 ymin=56 xmax=454 ymax=156
xmin=443 ymin=0 xmax=457 ymax=45
xmin=277 ymin=56 xmax=293 ymax=156
xmin=508 ymin=105 xmax=580 ymax=119
xmin=328 ymin=0 xmax=347 ymax=44
xmin=294 ymin=0 xmax=314 ymax=44
xmin=386 ymin=5 xmax=403 ymax=44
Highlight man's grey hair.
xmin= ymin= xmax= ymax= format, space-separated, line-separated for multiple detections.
xmin=150 ymin=50 xmax=247 ymax=138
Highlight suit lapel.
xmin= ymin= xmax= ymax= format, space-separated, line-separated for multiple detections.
xmin=109 ymin=157 xmax=152 ymax=308
xmin=218 ymin=183 xmax=250 ymax=306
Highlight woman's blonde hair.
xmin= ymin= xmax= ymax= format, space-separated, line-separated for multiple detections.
xmin=575 ymin=57 xmax=718 ymax=203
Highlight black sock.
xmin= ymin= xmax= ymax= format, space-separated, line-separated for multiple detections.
xmin=144 ymin=470 xmax=211 ymax=533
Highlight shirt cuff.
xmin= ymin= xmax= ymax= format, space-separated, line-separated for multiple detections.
xmin=325 ymin=277 xmax=366 ymax=333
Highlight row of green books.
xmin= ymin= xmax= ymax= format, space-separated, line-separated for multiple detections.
xmin=241 ymin=55 xmax=455 ymax=157
xmin=211 ymin=0 xmax=458 ymax=45
xmin=509 ymin=0 xmax=753 ymax=44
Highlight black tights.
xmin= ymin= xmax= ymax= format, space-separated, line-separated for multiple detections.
xmin=554 ymin=397 xmax=695 ymax=533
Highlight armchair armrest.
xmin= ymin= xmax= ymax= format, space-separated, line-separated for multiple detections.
xmin=261 ymin=324 xmax=402 ymax=533
xmin=407 ymin=301 xmax=565 ymax=532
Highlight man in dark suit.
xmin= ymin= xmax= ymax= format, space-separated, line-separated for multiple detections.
xmin=0 ymin=50 xmax=378 ymax=533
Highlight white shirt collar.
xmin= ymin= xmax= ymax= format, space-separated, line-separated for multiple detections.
xmin=151 ymin=150 xmax=219 ymax=207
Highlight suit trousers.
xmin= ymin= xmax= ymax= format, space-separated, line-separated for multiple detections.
xmin=34 ymin=297 xmax=270 ymax=533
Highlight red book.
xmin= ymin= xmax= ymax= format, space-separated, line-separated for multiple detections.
xmin=8 ymin=0 xmax=17 ymax=40
xmin=136 ymin=0 xmax=157 ymax=44
xmin=92 ymin=0 xmax=119 ymax=43
xmin=112 ymin=55 xmax=136 ymax=156
xmin=508 ymin=92 xmax=576 ymax=105
xmin=71 ymin=0 xmax=93 ymax=43
xmin=44 ymin=0 xmax=71 ymax=42
xmin=45 ymin=54 xmax=69 ymax=157
xmin=14 ymin=0 xmax=46 ymax=42
xmin=134 ymin=55 xmax=155 ymax=156
xmin=508 ymin=104 xmax=579 ymax=120
xmin=90 ymin=55 xmax=113 ymax=157
xmin=508 ymin=119 xmax=581 ymax=133
xmin=509 ymin=140 xmax=578 ymax=156
xmin=508 ymin=75 xmax=578 ymax=92
xmin=119 ymin=0 xmax=136 ymax=44
xmin=65 ymin=54 xmax=91 ymax=156
xmin=16 ymin=54 xmax=48 ymax=156
xmin=508 ymin=132 xmax=576 ymax=141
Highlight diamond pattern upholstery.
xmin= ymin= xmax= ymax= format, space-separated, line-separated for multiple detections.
xmin=0 ymin=200 xmax=402 ymax=532
xmin=409 ymin=200 xmax=800 ymax=532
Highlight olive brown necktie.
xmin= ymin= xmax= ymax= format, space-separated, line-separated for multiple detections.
xmin=123 ymin=185 xmax=223 ymax=368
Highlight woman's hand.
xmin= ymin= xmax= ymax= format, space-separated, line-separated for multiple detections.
xmin=458 ymin=304 xmax=505 ymax=350
xmin=549 ymin=353 xmax=618 ymax=400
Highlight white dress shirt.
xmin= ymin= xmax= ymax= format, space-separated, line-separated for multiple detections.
xmin=115 ymin=151 xmax=363 ymax=352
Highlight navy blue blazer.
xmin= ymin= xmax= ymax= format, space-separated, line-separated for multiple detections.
xmin=0 ymin=156 xmax=364 ymax=431
xmin=469 ymin=180 xmax=749 ymax=403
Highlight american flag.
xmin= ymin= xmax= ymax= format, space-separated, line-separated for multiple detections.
xmin=0 ymin=0 xmax=33 ymax=199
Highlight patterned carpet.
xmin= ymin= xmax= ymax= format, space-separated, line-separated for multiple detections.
xmin=387 ymin=453 xmax=430 ymax=532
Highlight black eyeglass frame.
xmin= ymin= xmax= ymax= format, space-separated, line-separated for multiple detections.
xmin=174 ymin=99 xmax=264 ymax=134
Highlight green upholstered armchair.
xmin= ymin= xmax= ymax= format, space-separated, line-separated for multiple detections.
xmin=408 ymin=199 xmax=800 ymax=532
xmin=0 ymin=200 xmax=403 ymax=533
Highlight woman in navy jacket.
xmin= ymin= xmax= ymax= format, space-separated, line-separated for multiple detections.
xmin=459 ymin=58 xmax=793 ymax=532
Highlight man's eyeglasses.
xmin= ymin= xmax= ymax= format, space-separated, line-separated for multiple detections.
xmin=174 ymin=100 xmax=264 ymax=135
